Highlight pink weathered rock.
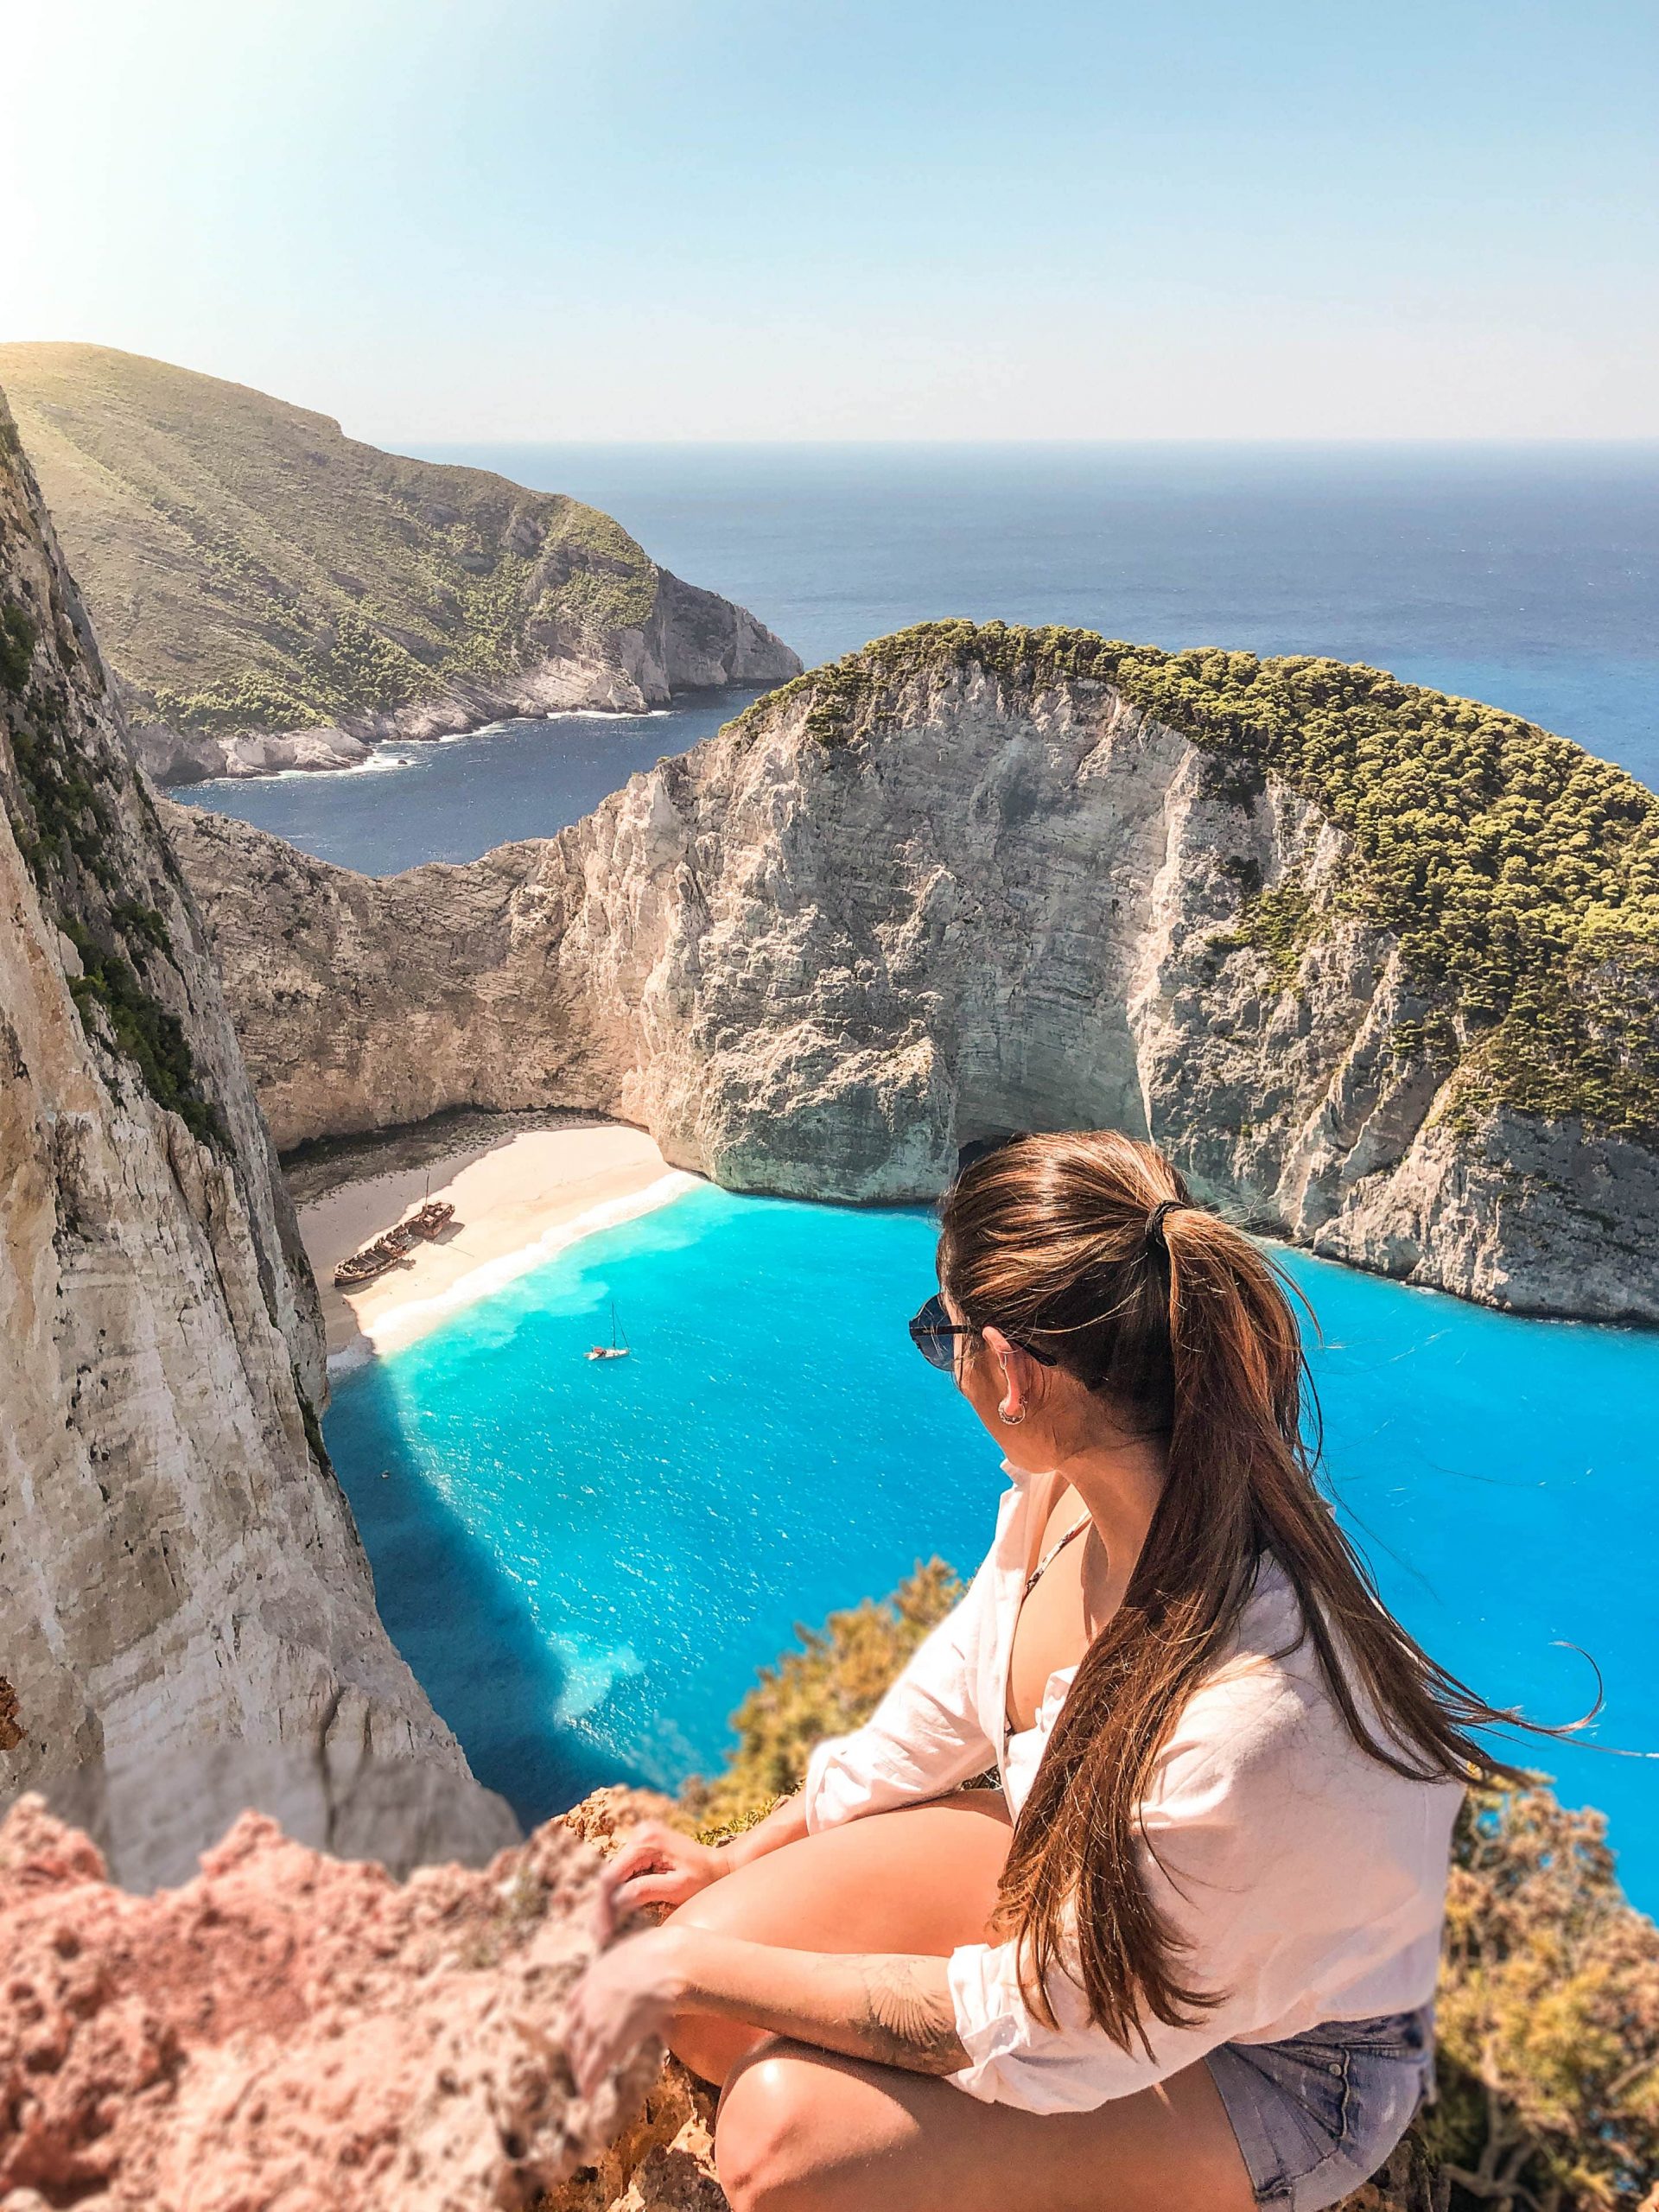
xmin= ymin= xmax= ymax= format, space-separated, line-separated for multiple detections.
xmin=556 ymin=1785 xmax=683 ymax=1858
xmin=0 ymin=1794 xmax=656 ymax=2212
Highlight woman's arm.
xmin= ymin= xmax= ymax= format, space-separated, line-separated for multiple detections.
xmin=719 ymin=1790 xmax=810 ymax=1869
xmin=560 ymin=1923 xmax=966 ymax=2099
xmin=681 ymin=1927 xmax=967 ymax=2073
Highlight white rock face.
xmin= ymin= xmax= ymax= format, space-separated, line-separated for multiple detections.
xmin=169 ymin=660 xmax=1659 ymax=1323
xmin=0 ymin=401 xmax=517 ymax=1885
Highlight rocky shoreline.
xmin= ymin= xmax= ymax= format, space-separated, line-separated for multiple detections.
xmin=0 ymin=344 xmax=802 ymax=788
xmin=131 ymin=579 xmax=800 ymax=785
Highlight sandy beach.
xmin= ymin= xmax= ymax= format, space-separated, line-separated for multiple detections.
xmin=290 ymin=1115 xmax=696 ymax=1363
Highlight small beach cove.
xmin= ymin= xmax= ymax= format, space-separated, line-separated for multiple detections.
xmin=287 ymin=1109 xmax=696 ymax=1363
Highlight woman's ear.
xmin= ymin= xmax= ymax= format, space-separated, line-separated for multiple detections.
xmin=981 ymin=1325 xmax=1031 ymax=1427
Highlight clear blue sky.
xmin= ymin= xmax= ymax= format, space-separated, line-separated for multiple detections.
xmin=6 ymin=0 xmax=1656 ymax=442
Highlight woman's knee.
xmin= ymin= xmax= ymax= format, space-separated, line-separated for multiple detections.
xmin=664 ymin=1860 xmax=772 ymax=1944
xmin=715 ymin=2044 xmax=836 ymax=2212
xmin=665 ymin=1879 xmax=737 ymax=1938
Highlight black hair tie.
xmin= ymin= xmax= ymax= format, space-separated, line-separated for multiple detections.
xmin=1144 ymin=1198 xmax=1185 ymax=1250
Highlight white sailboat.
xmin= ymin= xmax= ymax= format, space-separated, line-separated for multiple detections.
xmin=586 ymin=1300 xmax=631 ymax=1361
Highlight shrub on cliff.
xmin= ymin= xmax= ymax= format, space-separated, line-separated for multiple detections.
xmin=690 ymin=1567 xmax=1659 ymax=2210
xmin=0 ymin=415 xmax=223 ymax=1146
xmin=1427 ymin=1786 xmax=1659 ymax=2208
xmin=681 ymin=1560 xmax=963 ymax=1836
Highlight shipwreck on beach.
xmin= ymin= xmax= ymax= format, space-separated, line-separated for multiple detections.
xmin=334 ymin=1198 xmax=456 ymax=1288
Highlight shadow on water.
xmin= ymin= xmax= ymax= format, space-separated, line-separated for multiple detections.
xmin=327 ymin=1358 xmax=658 ymax=1827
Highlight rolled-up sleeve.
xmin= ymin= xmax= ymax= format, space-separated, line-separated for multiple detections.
xmin=802 ymin=1550 xmax=1001 ymax=1831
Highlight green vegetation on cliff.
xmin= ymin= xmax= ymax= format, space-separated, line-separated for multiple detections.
xmin=0 ymin=343 xmax=659 ymax=736
xmin=1433 ymin=1787 xmax=1659 ymax=2208
xmin=0 ymin=416 xmax=219 ymax=1142
xmin=692 ymin=1568 xmax=1658 ymax=2211
xmin=742 ymin=622 xmax=1659 ymax=1141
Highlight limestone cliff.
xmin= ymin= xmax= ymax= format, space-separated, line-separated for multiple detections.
xmin=169 ymin=624 xmax=1659 ymax=1323
xmin=0 ymin=392 xmax=516 ymax=1884
xmin=0 ymin=344 xmax=801 ymax=784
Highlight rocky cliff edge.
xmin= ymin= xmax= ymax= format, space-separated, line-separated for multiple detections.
xmin=0 ymin=1793 xmax=651 ymax=2212
xmin=0 ymin=391 xmax=516 ymax=1884
xmin=0 ymin=1786 xmax=1465 ymax=2212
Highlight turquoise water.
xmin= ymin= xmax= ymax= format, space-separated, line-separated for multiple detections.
xmin=326 ymin=1183 xmax=1659 ymax=1911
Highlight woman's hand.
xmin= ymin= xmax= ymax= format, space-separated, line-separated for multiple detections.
xmin=561 ymin=1925 xmax=691 ymax=2100
xmin=596 ymin=1822 xmax=728 ymax=1939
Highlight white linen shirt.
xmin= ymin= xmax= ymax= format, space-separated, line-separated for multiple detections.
xmin=801 ymin=1461 xmax=1462 ymax=2113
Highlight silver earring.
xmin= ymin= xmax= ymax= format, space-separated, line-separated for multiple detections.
xmin=999 ymin=1401 xmax=1025 ymax=1426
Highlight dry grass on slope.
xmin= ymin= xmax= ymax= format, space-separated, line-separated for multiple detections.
xmin=0 ymin=342 xmax=656 ymax=736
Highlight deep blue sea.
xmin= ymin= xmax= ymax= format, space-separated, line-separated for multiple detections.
xmin=326 ymin=1184 xmax=1659 ymax=1913
xmin=175 ymin=444 xmax=1659 ymax=871
xmin=166 ymin=695 xmax=755 ymax=878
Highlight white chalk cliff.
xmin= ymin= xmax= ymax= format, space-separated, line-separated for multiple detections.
xmin=169 ymin=629 xmax=1659 ymax=1324
xmin=0 ymin=393 xmax=517 ymax=1884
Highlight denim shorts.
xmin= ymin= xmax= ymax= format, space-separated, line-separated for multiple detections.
xmin=1205 ymin=2006 xmax=1435 ymax=2211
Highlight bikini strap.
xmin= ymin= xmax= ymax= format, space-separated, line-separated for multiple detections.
xmin=1023 ymin=1510 xmax=1093 ymax=1596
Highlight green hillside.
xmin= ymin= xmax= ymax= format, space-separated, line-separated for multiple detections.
xmin=745 ymin=620 xmax=1659 ymax=1140
xmin=0 ymin=343 xmax=661 ymax=737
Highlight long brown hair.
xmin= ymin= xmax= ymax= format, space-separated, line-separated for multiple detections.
xmin=939 ymin=1128 xmax=1541 ymax=2055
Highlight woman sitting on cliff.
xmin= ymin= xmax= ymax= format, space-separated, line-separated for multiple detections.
xmin=563 ymin=1129 xmax=1533 ymax=2212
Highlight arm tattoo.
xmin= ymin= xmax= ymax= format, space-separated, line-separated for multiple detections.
xmin=847 ymin=1955 xmax=969 ymax=2075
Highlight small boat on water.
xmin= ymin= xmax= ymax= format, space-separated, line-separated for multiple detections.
xmin=587 ymin=1300 xmax=631 ymax=1362
xmin=333 ymin=1198 xmax=459 ymax=1287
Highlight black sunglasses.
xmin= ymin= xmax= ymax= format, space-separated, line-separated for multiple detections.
xmin=908 ymin=1292 xmax=1060 ymax=1373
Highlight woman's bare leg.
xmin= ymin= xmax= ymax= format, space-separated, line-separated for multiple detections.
xmin=662 ymin=1793 xmax=1254 ymax=2210
xmin=664 ymin=1793 xmax=1013 ymax=2087
xmin=715 ymin=2038 xmax=1255 ymax=2212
